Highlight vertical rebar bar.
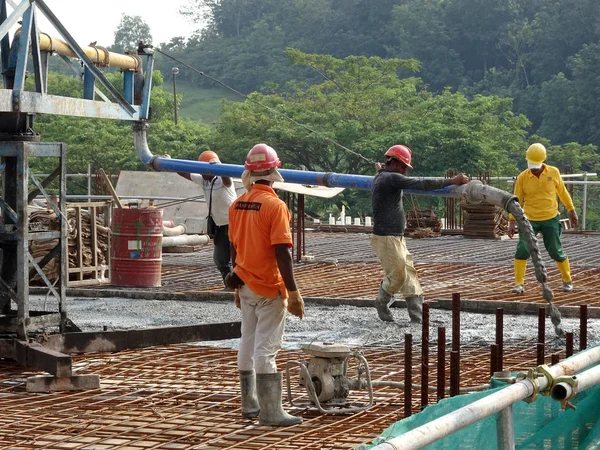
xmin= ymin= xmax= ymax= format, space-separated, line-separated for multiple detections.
xmin=537 ymin=307 xmax=545 ymax=366
xmin=450 ymin=350 xmax=459 ymax=397
xmin=405 ymin=333 xmax=412 ymax=417
xmin=452 ymin=293 xmax=460 ymax=353
xmin=538 ymin=307 xmax=546 ymax=346
xmin=551 ymin=353 xmax=559 ymax=365
xmin=437 ymin=327 xmax=445 ymax=401
xmin=496 ymin=308 xmax=504 ymax=371
xmin=536 ymin=343 xmax=545 ymax=366
xmin=580 ymin=304 xmax=588 ymax=351
xmin=490 ymin=344 xmax=498 ymax=377
xmin=421 ymin=303 xmax=430 ymax=410
xmin=566 ymin=332 xmax=574 ymax=358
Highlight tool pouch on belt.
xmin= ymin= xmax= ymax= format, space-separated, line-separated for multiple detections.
xmin=206 ymin=178 xmax=217 ymax=239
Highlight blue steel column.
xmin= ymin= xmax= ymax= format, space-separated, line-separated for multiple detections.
xmin=83 ymin=66 xmax=95 ymax=100
xmin=139 ymin=56 xmax=154 ymax=120
xmin=123 ymin=70 xmax=134 ymax=104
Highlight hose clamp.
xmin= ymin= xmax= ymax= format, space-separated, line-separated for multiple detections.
xmin=95 ymin=45 xmax=110 ymax=67
xmin=516 ymin=368 xmax=541 ymax=403
xmin=536 ymin=364 xmax=554 ymax=396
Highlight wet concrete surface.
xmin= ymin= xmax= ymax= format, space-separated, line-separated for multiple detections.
xmin=29 ymin=295 xmax=600 ymax=353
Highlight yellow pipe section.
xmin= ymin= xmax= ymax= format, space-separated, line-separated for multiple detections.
xmin=36 ymin=32 xmax=141 ymax=71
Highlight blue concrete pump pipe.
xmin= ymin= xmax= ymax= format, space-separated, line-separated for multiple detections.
xmin=133 ymin=121 xmax=516 ymax=208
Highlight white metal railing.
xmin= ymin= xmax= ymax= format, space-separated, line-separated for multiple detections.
xmin=369 ymin=346 xmax=600 ymax=450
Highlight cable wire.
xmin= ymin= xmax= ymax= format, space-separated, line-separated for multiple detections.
xmin=153 ymin=47 xmax=376 ymax=164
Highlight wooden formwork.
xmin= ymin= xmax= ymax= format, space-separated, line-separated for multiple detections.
xmin=67 ymin=201 xmax=111 ymax=287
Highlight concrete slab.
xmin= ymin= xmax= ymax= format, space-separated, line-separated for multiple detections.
xmin=26 ymin=374 xmax=100 ymax=392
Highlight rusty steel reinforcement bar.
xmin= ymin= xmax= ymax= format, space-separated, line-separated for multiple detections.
xmin=370 ymin=345 xmax=600 ymax=450
xmin=134 ymin=120 xmax=564 ymax=332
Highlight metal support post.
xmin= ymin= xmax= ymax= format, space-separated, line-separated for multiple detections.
xmin=496 ymin=405 xmax=516 ymax=450
xmin=87 ymin=163 xmax=92 ymax=203
xmin=0 ymin=141 xmax=68 ymax=338
xmin=582 ymin=173 xmax=588 ymax=230
xmin=172 ymin=67 xmax=179 ymax=124
xmin=83 ymin=65 xmax=95 ymax=100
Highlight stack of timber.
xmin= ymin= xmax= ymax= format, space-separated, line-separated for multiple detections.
xmin=28 ymin=203 xmax=110 ymax=286
xmin=461 ymin=201 xmax=508 ymax=239
xmin=405 ymin=208 xmax=442 ymax=238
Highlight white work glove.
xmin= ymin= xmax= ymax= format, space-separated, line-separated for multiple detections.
xmin=287 ymin=290 xmax=304 ymax=319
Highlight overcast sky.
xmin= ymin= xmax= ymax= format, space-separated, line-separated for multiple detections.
xmin=15 ymin=0 xmax=200 ymax=47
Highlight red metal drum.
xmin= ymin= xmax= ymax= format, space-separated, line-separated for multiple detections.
xmin=111 ymin=207 xmax=163 ymax=287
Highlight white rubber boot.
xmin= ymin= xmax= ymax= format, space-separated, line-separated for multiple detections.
xmin=239 ymin=370 xmax=259 ymax=419
xmin=256 ymin=372 xmax=302 ymax=426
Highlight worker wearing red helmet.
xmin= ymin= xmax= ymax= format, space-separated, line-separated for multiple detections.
xmin=371 ymin=145 xmax=468 ymax=322
xmin=225 ymin=143 xmax=304 ymax=426
xmin=178 ymin=150 xmax=237 ymax=286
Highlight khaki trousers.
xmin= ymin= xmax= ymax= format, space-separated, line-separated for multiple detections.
xmin=370 ymin=234 xmax=423 ymax=297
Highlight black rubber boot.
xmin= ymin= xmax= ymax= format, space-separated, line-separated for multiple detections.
xmin=375 ymin=282 xmax=394 ymax=322
xmin=405 ymin=295 xmax=423 ymax=323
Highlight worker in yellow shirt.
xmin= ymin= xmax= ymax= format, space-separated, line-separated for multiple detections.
xmin=508 ymin=143 xmax=578 ymax=293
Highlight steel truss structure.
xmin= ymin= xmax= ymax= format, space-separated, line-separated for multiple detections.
xmin=0 ymin=0 xmax=159 ymax=391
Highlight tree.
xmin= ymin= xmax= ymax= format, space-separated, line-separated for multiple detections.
xmin=210 ymin=50 xmax=530 ymax=215
xmin=111 ymin=14 xmax=153 ymax=53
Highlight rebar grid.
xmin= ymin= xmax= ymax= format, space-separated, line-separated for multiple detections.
xmin=0 ymin=339 xmax=571 ymax=450
xmin=157 ymin=261 xmax=600 ymax=309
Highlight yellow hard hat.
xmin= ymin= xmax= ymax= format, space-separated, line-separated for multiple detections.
xmin=526 ymin=143 xmax=546 ymax=169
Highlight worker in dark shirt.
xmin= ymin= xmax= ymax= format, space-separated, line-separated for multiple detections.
xmin=371 ymin=145 xmax=468 ymax=322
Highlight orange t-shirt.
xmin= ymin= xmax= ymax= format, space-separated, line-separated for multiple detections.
xmin=228 ymin=184 xmax=293 ymax=298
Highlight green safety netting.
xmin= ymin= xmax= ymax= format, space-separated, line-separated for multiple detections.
xmin=359 ymin=356 xmax=600 ymax=449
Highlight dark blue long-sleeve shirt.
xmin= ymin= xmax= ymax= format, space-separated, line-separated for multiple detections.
xmin=371 ymin=170 xmax=452 ymax=236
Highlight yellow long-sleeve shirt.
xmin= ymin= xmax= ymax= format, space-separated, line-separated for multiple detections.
xmin=510 ymin=165 xmax=575 ymax=221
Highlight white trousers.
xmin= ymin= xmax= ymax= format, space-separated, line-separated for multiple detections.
xmin=370 ymin=234 xmax=423 ymax=297
xmin=237 ymin=284 xmax=287 ymax=374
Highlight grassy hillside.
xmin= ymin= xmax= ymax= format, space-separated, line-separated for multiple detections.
xmin=164 ymin=82 xmax=241 ymax=125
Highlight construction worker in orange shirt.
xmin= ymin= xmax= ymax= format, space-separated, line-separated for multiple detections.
xmin=508 ymin=143 xmax=578 ymax=294
xmin=225 ymin=143 xmax=304 ymax=427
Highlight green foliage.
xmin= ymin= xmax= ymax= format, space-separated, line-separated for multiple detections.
xmin=211 ymin=51 xmax=531 ymax=216
xmin=29 ymin=72 xmax=212 ymax=182
xmin=170 ymin=82 xmax=241 ymax=124
xmin=110 ymin=14 xmax=153 ymax=53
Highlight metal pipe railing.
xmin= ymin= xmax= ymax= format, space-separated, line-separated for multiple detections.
xmin=370 ymin=346 xmax=600 ymax=450
xmin=551 ymin=363 xmax=600 ymax=403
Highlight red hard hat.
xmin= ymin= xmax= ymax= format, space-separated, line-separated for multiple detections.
xmin=385 ymin=145 xmax=413 ymax=169
xmin=245 ymin=143 xmax=282 ymax=171
xmin=198 ymin=151 xmax=220 ymax=163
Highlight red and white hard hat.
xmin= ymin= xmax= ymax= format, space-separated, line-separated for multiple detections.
xmin=384 ymin=145 xmax=413 ymax=169
xmin=244 ymin=143 xmax=282 ymax=171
